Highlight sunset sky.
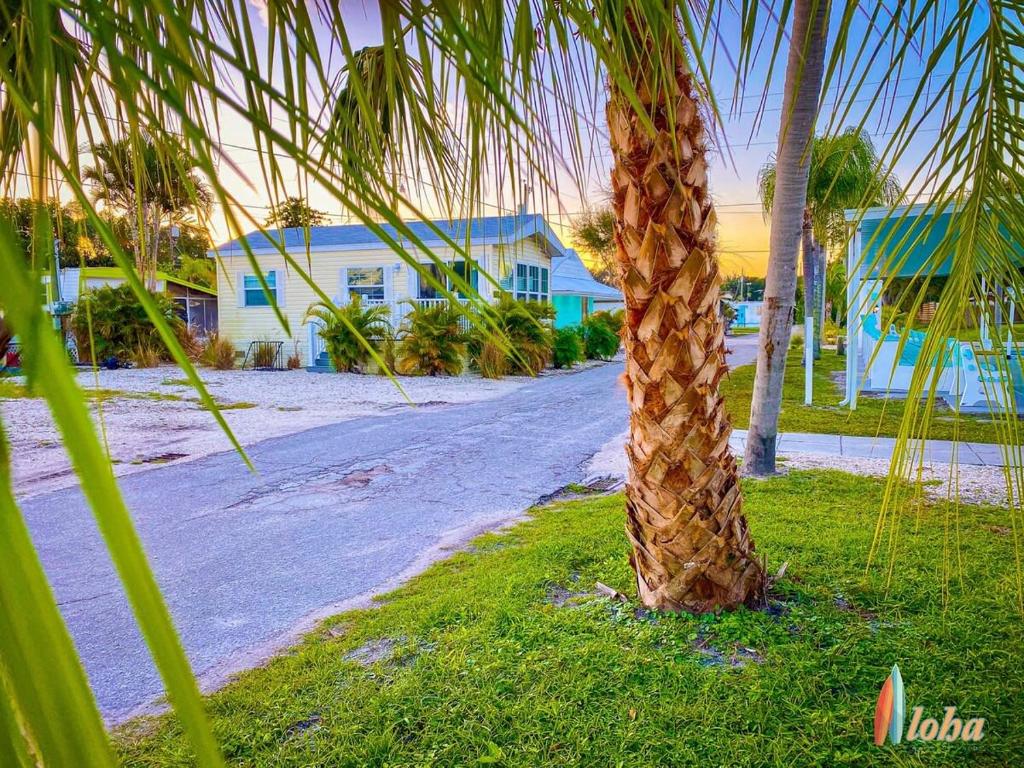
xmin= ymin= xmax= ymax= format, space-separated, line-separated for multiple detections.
xmin=71 ymin=2 xmax=958 ymax=279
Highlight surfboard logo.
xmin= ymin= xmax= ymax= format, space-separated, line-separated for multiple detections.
xmin=874 ymin=663 xmax=905 ymax=745
xmin=873 ymin=664 xmax=985 ymax=745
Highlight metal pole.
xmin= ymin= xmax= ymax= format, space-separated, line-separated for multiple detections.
xmin=805 ymin=316 xmax=814 ymax=405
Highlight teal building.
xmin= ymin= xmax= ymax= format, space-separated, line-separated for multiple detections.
xmin=551 ymin=249 xmax=622 ymax=328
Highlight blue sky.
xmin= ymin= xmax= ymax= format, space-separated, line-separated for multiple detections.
xmin=210 ymin=2 xmax=978 ymax=276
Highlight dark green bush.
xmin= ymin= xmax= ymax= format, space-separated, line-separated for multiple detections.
xmin=72 ymin=283 xmax=182 ymax=364
xmin=552 ymin=327 xmax=583 ymax=369
xmin=469 ymin=294 xmax=553 ymax=377
xmin=396 ymin=302 xmax=467 ymax=376
xmin=579 ymin=316 xmax=620 ymax=360
xmin=590 ymin=308 xmax=624 ymax=336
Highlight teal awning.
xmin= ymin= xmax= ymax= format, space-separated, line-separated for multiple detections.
xmin=855 ymin=203 xmax=1023 ymax=279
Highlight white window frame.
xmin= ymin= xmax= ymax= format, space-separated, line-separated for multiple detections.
xmin=342 ymin=265 xmax=388 ymax=304
xmin=238 ymin=269 xmax=284 ymax=308
xmin=513 ymin=262 xmax=550 ymax=303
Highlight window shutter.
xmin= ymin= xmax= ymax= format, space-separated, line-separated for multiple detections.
xmin=236 ymin=271 xmax=245 ymax=307
xmin=406 ymin=263 xmax=419 ymax=299
xmin=273 ymin=270 xmax=286 ymax=308
xmin=339 ymin=267 xmax=349 ymax=304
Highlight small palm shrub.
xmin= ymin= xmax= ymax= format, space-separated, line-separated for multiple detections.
xmin=304 ymin=295 xmax=393 ymax=373
xmin=471 ymin=339 xmax=508 ymax=379
xmin=396 ymin=302 xmax=468 ymax=376
xmin=470 ymin=295 xmax=553 ymax=376
xmin=176 ymin=323 xmax=203 ymax=361
xmin=130 ymin=344 xmax=161 ymax=368
xmin=200 ymin=332 xmax=236 ymax=369
xmin=552 ymin=327 xmax=583 ymax=369
xmin=579 ymin=316 xmax=620 ymax=359
xmin=72 ymin=283 xmax=182 ymax=364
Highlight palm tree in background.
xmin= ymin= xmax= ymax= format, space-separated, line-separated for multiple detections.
xmin=84 ymin=138 xmax=212 ymax=290
xmin=0 ymin=0 xmax=1021 ymax=762
xmin=744 ymin=0 xmax=830 ymax=477
xmin=757 ymin=129 xmax=902 ymax=358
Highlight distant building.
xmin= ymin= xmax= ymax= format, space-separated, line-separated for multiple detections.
xmin=213 ymin=213 xmax=615 ymax=366
xmin=550 ymin=249 xmax=622 ymax=327
xmin=44 ymin=266 xmax=218 ymax=333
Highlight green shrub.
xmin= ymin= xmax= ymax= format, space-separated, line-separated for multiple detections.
xmin=579 ymin=316 xmax=620 ymax=359
xmin=200 ymin=332 xmax=237 ymax=370
xmin=396 ymin=302 xmax=467 ymax=376
xmin=469 ymin=294 xmax=553 ymax=376
xmin=591 ymin=308 xmax=624 ymax=336
xmin=552 ymin=327 xmax=583 ymax=369
xmin=304 ymin=295 xmax=392 ymax=373
xmin=72 ymin=283 xmax=182 ymax=364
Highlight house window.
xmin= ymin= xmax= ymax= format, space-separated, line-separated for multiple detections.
xmin=243 ymin=272 xmax=275 ymax=307
xmin=418 ymin=261 xmax=478 ymax=299
xmin=346 ymin=266 xmax=386 ymax=302
xmin=514 ymin=263 xmax=550 ymax=302
xmin=418 ymin=263 xmax=444 ymax=300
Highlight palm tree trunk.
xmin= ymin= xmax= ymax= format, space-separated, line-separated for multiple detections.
xmin=800 ymin=207 xmax=819 ymax=359
xmin=744 ymin=0 xmax=830 ymax=475
xmin=609 ymin=44 xmax=762 ymax=612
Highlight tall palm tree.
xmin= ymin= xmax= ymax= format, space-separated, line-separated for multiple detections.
xmin=757 ymin=129 xmax=902 ymax=358
xmin=84 ymin=138 xmax=212 ymax=290
xmin=744 ymin=0 xmax=830 ymax=477
xmin=608 ymin=13 xmax=762 ymax=611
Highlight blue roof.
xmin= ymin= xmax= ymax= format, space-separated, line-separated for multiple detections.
xmin=551 ymin=249 xmax=622 ymax=298
xmin=214 ymin=213 xmax=569 ymax=257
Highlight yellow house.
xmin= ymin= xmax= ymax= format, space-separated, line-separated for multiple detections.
xmin=214 ymin=213 xmax=566 ymax=368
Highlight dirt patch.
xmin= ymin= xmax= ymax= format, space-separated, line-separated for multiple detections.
xmin=536 ymin=475 xmax=625 ymax=505
xmin=544 ymin=583 xmax=591 ymax=608
xmin=285 ymin=714 xmax=322 ymax=736
xmin=345 ymin=637 xmax=402 ymax=666
xmin=338 ymin=464 xmax=392 ymax=488
xmin=693 ymin=634 xmax=765 ymax=669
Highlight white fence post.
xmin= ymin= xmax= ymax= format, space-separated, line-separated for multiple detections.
xmin=804 ymin=316 xmax=814 ymax=406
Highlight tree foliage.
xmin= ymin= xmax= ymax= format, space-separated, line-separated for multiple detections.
xmin=570 ymin=206 xmax=618 ymax=286
xmin=83 ymin=137 xmax=213 ymax=289
xmin=758 ymin=129 xmax=902 ymax=249
xmin=396 ymin=302 xmax=468 ymax=376
xmin=263 ymin=197 xmax=331 ymax=229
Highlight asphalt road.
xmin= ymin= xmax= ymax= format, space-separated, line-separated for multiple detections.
xmin=23 ymin=334 xmax=759 ymax=720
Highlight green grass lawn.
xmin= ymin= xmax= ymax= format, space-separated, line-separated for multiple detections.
xmin=722 ymin=345 xmax=1007 ymax=443
xmin=118 ymin=472 xmax=1023 ymax=767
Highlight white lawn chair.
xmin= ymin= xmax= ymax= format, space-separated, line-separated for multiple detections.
xmin=952 ymin=344 xmax=1014 ymax=412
